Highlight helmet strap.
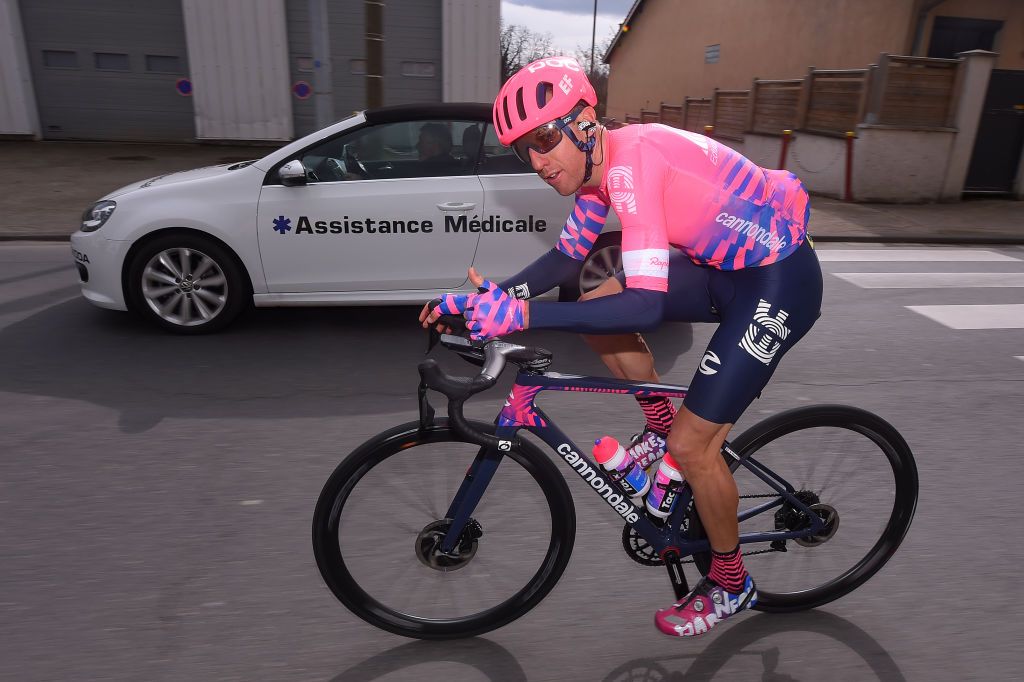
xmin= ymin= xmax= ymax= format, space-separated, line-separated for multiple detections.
xmin=572 ymin=130 xmax=597 ymax=185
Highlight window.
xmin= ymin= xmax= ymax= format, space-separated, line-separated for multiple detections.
xmin=145 ymin=55 xmax=181 ymax=73
xmin=704 ymin=44 xmax=720 ymax=64
xmin=401 ymin=61 xmax=435 ymax=78
xmin=928 ymin=17 xmax=1003 ymax=59
xmin=299 ymin=119 xmax=479 ymax=182
xmin=477 ymin=124 xmax=532 ymax=175
xmin=42 ymin=50 xmax=78 ymax=69
xmin=95 ymin=53 xmax=130 ymax=71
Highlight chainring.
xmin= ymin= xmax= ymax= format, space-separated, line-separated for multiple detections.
xmin=622 ymin=523 xmax=663 ymax=566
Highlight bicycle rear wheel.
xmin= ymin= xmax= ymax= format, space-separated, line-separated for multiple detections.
xmin=693 ymin=405 xmax=918 ymax=612
xmin=312 ymin=419 xmax=576 ymax=639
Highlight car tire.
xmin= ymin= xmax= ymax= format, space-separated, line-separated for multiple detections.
xmin=558 ymin=231 xmax=623 ymax=302
xmin=126 ymin=233 xmax=251 ymax=334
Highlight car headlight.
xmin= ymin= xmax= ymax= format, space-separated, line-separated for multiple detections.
xmin=80 ymin=200 xmax=117 ymax=232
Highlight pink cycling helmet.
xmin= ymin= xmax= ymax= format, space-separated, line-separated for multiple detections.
xmin=493 ymin=56 xmax=598 ymax=145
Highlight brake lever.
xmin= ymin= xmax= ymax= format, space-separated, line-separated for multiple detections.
xmin=425 ymin=297 xmax=472 ymax=354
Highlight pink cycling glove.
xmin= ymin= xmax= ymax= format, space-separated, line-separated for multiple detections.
xmin=435 ymin=292 xmax=471 ymax=316
xmin=465 ymin=280 xmax=526 ymax=340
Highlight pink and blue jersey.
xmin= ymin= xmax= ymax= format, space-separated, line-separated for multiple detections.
xmin=555 ymin=124 xmax=809 ymax=293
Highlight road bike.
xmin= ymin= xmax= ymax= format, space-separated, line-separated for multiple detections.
xmin=312 ymin=323 xmax=918 ymax=640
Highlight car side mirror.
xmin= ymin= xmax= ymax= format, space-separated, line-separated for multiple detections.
xmin=279 ymin=160 xmax=307 ymax=187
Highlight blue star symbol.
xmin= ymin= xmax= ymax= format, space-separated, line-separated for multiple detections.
xmin=273 ymin=216 xmax=291 ymax=234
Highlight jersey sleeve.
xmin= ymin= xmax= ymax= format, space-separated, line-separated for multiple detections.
xmin=555 ymin=192 xmax=610 ymax=261
xmin=609 ymin=131 xmax=672 ymax=292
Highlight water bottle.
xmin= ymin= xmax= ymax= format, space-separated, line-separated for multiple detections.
xmin=593 ymin=436 xmax=650 ymax=499
xmin=645 ymin=459 xmax=684 ymax=519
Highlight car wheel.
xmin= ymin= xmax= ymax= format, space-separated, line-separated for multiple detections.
xmin=126 ymin=233 xmax=250 ymax=334
xmin=559 ymin=231 xmax=623 ymax=301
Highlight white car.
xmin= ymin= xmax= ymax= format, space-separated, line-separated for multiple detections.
xmin=70 ymin=103 xmax=622 ymax=334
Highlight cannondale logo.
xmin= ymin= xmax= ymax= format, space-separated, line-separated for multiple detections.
xmin=739 ymin=299 xmax=790 ymax=365
xmin=558 ymin=74 xmax=573 ymax=95
xmin=699 ymin=350 xmax=721 ymax=375
xmin=607 ymin=166 xmax=637 ymax=215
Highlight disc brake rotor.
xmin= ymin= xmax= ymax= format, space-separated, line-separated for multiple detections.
xmin=794 ymin=503 xmax=840 ymax=547
xmin=415 ymin=518 xmax=483 ymax=571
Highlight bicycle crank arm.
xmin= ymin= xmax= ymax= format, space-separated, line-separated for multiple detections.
xmin=662 ymin=550 xmax=691 ymax=601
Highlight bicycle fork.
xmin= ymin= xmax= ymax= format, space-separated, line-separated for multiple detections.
xmin=439 ymin=443 xmax=504 ymax=555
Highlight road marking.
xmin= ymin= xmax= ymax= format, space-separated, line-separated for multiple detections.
xmin=906 ymin=304 xmax=1024 ymax=330
xmin=817 ymin=249 xmax=1018 ymax=262
xmin=832 ymin=272 xmax=1024 ymax=288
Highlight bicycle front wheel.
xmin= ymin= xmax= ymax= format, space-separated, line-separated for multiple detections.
xmin=312 ymin=419 xmax=576 ymax=639
xmin=694 ymin=405 xmax=918 ymax=612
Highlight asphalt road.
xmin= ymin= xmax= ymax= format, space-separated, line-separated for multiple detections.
xmin=2 ymin=242 xmax=1023 ymax=681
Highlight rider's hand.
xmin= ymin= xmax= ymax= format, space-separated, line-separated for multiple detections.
xmin=419 ymin=289 xmax=471 ymax=331
xmin=465 ymin=269 xmax=527 ymax=341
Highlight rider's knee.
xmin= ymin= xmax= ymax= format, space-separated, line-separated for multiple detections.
xmin=578 ymin=277 xmax=622 ymax=302
xmin=666 ymin=431 xmax=720 ymax=477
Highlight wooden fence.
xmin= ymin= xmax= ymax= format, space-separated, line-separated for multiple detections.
xmin=749 ymin=79 xmax=801 ymax=134
xmin=712 ymin=89 xmax=748 ymax=140
xmin=620 ymin=53 xmax=962 ymax=139
xmin=869 ymin=54 xmax=961 ymax=128
xmin=659 ymin=103 xmax=683 ymax=128
xmin=802 ymin=68 xmax=870 ymax=135
xmin=683 ymin=97 xmax=711 ymax=132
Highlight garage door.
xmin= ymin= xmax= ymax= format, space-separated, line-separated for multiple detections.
xmin=19 ymin=0 xmax=195 ymax=141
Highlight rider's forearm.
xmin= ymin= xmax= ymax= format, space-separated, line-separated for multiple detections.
xmin=497 ymin=248 xmax=583 ymax=300
xmin=527 ymin=288 xmax=665 ymax=334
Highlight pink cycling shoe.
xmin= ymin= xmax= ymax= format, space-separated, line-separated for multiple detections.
xmin=654 ymin=575 xmax=757 ymax=637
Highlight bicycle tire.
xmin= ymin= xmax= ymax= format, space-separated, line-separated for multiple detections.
xmin=692 ymin=405 xmax=918 ymax=613
xmin=312 ymin=418 xmax=577 ymax=639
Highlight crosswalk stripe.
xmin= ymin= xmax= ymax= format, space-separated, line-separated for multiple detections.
xmin=906 ymin=304 xmax=1024 ymax=330
xmin=817 ymin=249 xmax=1019 ymax=262
xmin=832 ymin=272 xmax=1024 ymax=288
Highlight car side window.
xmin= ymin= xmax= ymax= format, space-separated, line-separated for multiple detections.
xmin=300 ymin=120 xmax=482 ymax=183
xmin=477 ymin=124 xmax=532 ymax=175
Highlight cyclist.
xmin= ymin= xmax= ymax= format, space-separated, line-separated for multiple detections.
xmin=419 ymin=56 xmax=822 ymax=638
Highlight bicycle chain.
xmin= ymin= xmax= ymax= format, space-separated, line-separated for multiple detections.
xmin=623 ymin=493 xmax=783 ymax=566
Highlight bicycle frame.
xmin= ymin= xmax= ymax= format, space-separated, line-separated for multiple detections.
xmin=436 ymin=366 xmax=827 ymax=565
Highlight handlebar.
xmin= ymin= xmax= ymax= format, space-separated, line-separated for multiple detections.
xmin=419 ymin=302 xmax=553 ymax=448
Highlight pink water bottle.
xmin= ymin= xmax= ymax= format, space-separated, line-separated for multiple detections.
xmin=593 ymin=436 xmax=651 ymax=499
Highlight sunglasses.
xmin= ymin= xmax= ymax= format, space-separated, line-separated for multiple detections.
xmin=511 ymin=106 xmax=586 ymax=165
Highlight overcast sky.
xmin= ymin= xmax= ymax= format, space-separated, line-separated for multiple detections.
xmin=501 ymin=0 xmax=634 ymax=57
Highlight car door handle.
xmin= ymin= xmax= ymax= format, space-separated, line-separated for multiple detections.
xmin=437 ymin=202 xmax=476 ymax=212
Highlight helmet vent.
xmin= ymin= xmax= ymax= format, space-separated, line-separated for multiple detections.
xmin=537 ymin=82 xmax=553 ymax=109
xmin=515 ymin=87 xmax=527 ymax=122
xmin=502 ymin=97 xmax=513 ymax=133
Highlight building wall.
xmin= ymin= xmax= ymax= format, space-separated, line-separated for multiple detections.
xmin=921 ymin=0 xmax=1024 ymax=68
xmin=606 ymin=0 xmax=919 ymax=122
xmin=854 ymin=127 xmax=955 ymax=201
xmin=17 ymin=0 xmax=195 ymax=141
xmin=183 ymin=0 xmax=292 ymax=141
xmin=286 ymin=0 xmax=444 ymax=139
xmin=0 ymin=0 xmax=37 ymax=136
xmin=732 ymin=127 xmax=956 ymax=202
xmin=442 ymin=0 xmax=500 ymax=103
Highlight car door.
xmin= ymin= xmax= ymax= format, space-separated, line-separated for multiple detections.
xmin=470 ymin=124 xmax=575 ymax=285
xmin=257 ymin=118 xmax=484 ymax=292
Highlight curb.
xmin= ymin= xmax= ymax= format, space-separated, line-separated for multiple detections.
xmin=0 ymin=235 xmax=72 ymax=242
xmin=3 ymin=234 xmax=1023 ymax=245
xmin=811 ymin=235 xmax=1024 ymax=245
